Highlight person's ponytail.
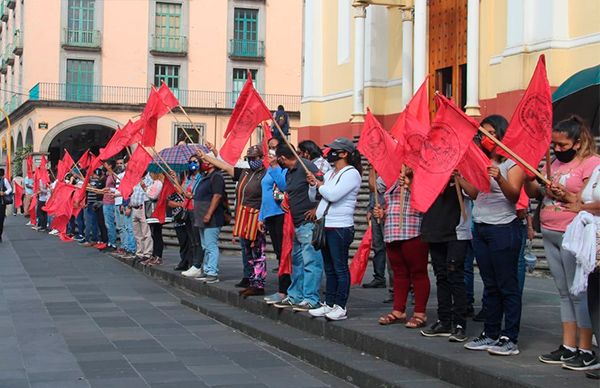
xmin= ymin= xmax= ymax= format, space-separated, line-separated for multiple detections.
xmin=347 ymin=150 xmax=363 ymax=176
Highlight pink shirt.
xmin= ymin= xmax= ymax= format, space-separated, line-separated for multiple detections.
xmin=541 ymin=155 xmax=600 ymax=232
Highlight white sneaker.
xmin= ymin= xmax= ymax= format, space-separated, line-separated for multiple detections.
xmin=325 ymin=304 xmax=347 ymax=321
xmin=49 ymin=229 xmax=59 ymax=235
xmin=309 ymin=303 xmax=333 ymax=318
xmin=182 ymin=266 xmax=203 ymax=278
xmin=25 ymin=221 xmax=32 ymax=226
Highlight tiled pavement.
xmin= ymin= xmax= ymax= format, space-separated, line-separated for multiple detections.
xmin=0 ymin=217 xmax=354 ymax=388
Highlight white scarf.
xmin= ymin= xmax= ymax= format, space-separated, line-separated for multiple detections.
xmin=562 ymin=211 xmax=597 ymax=295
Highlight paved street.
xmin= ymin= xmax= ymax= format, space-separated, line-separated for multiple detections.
xmin=0 ymin=216 xmax=353 ymax=388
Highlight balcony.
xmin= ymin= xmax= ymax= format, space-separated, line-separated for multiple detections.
xmin=12 ymin=30 xmax=22 ymax=55
xmin=228 ymin=39 xmax=265 ymax=61
xmin=5 ymin=46 xmax=14 ymax=66
xmin=0 ymin=2 xmax=7 ymax=22
xmin=61 ymin=28 xmax=101 ymax=51
xmin=6 ymin=0 xmax=14 ymax=10
xmin=0 ymin=59 xmax=6 ymax=74
xmin=150 ymin=34 xmax=187 ymax=56
xmin=27 ymin=82 xmax=301 ymax=112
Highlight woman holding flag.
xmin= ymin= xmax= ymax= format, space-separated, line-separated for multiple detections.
xmin=142 ymin=172 xmax=166 ymax=266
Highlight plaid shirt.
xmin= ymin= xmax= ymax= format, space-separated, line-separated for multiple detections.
xmin=129 ymin=175 xmax=151 ymax=207
xmin=383 ymin=183 xmax=422 ymax=243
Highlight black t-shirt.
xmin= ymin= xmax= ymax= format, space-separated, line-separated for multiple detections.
xmin=420 ymin=183 xmax=462 ymax=243
xmin=233 ymin=167 xmax=266 ymax=211
xmin=285 ymin=159 xmax=321 ymax=227
xmin=193 ymin=170 xmax=226 ymax=228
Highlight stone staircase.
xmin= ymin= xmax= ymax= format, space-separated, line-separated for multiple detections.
xmin=162 ymin=161 xmax=550 ymax=273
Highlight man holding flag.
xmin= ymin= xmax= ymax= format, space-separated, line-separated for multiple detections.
xmin=0 ymin=168 xmax=13 ymax=242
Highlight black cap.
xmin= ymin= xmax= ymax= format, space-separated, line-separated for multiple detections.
xmin=325 ymin=137 xmax=355 ymax=153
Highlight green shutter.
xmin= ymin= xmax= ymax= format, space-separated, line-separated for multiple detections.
xmin=233 ymin=8 xmax=258 ymax=57
xmin=232 ymin=68 xmax=257 ymax=106
xmin=66 ymin=59 xmax=94 ymax=102
xmin=67 ymin=0 xmax=95 ymax=45
xmin=155 ymin=2 xmax=182 ymax=51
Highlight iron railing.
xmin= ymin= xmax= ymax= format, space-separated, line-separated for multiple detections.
xmin=13 ymin=30 xmax=22 ymax=55
xmin=27 ymin=82 xmax=301 ymax=112
xmin=62 ymin=28 xmax=101 ymax=49
xmin=229 ymin=39 xmax=265 ymax=59
xmin=150 ymin=34 xmax=188 ymax=54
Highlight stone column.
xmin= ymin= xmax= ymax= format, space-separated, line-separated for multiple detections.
xmin=401 ymin=8 xmax=414 ymax=108
xmin=350 ymin=1 xmax=367 ymax=123
xmin=465 ymin=0 xmax=481 ymax=116
xmin=412 ymin=0 xmax=427 ymax=94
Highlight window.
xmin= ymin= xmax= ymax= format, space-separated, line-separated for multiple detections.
xmin=233 ymin=8 xmax=259 ymax=56
xmin=232 ymin=68 xmax=257 ymax=106
xmin=155 ymin=2 xmax=182 ymax=51
xmin=154 ymin=64 xmax=180 ymax=89
xmin=173 ymin=122 xmax=205 ymax=145
xmin=66 ymin=59 xmax=94 ymax=102
xmin=67 ymin=0 xmax=95 ymax=44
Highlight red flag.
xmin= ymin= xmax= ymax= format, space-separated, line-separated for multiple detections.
xmin=357 ymin=109 xmax=403 ymax=187
xmin=37 ymin=155 xmax=50 ymax=186
xmin=141 ymin=89 xmax=171 ymax=147
xmin=261 ymin=122 xmax=273 ymax=168
xmin=119 ymin=146 xmax=153 ymax=200
xmin=150 ymin=177 xmax=176 ymax=223
xmin=458 ymin=141 xmax=491 ymax=193
xmin=390 ymin=76 xmax=430 ymax=139
xmin=349 ymin=227 xmax=373 ymax=285
xmin=278 ymin=196 xmax=294 ymax=277
xmin=28 ymin=194 xmax=37 ymax=221
xmin=158 ymin=82 xmax=180 ymax=110
xmin=74 ymin=156 xmax=102 ymax=206
xmin=99 ymin=120 xmax=143 ymax=161
xmin=57 ymin=149 xmax=75 ymax=181
xmin=225 ymin=72 xmax=260 ymax=138
xmin=497 ymin=55 xmax=552 ymax=177
xmin=410 ymin=94 xmax=480 ymax=213
xmin=44 ymin=183 xmax=77 ymax=234
xmin=220 ymin=87 xmax=273 ymax=165
xmin=77 ymin=149 xmax=92 ymax=170
xmin=26 ymin=155 xmax=33 ymax=179
xmin=14 ymin=182 xmax=23 ymax=209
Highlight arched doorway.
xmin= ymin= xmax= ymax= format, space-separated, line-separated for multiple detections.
xmin=16 ymin=131 xmax=23 ymax=151
xmin=25 ymin=126 xmax=33 ymax=147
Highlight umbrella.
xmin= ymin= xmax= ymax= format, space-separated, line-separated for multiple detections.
xmin=552 ymin=64 xmax=600 ymax=136
xmin=148 ymin=143 xmax=208 ymax=173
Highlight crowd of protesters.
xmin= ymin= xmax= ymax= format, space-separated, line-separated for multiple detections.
xmin=1 ymin=114 xmax=599 ymax=380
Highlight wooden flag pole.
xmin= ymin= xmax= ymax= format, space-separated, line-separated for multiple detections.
xmin=454 ymin=176 xmax=467 ymax=222
xmin=271 ymin=119 xmax=311 ymax=174
xmin=178 ymin=106 xmax=204 ymax=140
xmin=147 ymin=146 xmax=185 ymax=193
xmin=545 ymin=149 xmax=552 ymax=179
xmin=478 ymin=126 xmax=550 ymax=185
xmin=398 ymin=165 xmax=406 ymax=230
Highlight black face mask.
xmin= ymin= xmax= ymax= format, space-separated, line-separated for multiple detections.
xmin=554 ymin=148 xmax=577 ymax=163
xmin=326 ymin=150 xmax=341 ymax=163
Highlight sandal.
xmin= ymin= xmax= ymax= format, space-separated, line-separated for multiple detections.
xmin=147 ymin=257 xmax=162 ymax=266
xmin=378 ymin=312 xmax=406 ymax=325
xmin=405 ymin=315 xmax=427 ymax=329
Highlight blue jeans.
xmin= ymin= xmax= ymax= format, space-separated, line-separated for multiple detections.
xmin=201 ymin=227 xmax=221 ymax=276
xmin=323 ymin=227 xmax=354 ymax=308
xmin=473 ymin=220 xmax=523 ymax=343
xmin=76 ymin=210 xmax=85 ymax=238
xmin=121 ymin=211 xmax=136 ymax=253
xmin=103 ymin=204 xmax=117 ymax=246
xmin=517 ymin=222 xmax=527 ymax=294
xmin=287 ymin=223 xmax=324 ymax=306
xmin=85 ymin=204 xmax=98 ymax=242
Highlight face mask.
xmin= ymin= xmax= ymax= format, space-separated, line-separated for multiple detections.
xmin=481 ymin=136 xmax=496 ymax=153
xmin=200 ymin=162 xmax=211 ymax=172
xmin=554 ymin=147 xmax=577 ymax=163
xmin=248 ymin=159 xmax=263 ymax=171
xmin=326 ymin=150 xmax=341 ymax=163
xmin=188 ymin=161 xmax=199 ymax=171
xmin=114 ymin=166 xmax=124 ymax=174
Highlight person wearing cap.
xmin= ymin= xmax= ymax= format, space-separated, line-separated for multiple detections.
xmin=199 ymin=145 xmax=269 ymax=296
xmin=306 ymin=137 xmax=362 ymax=321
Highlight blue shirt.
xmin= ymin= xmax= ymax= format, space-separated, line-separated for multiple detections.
xmin=259 ymin=166 xmax=287 ymax=221
xmin=23 ymin=177 xmax=33 ymax=195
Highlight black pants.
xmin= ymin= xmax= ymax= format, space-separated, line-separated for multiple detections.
xmin=94 ymin=205 xmax=108 ymax=243
xmin=37 ymin=200 xmax=48 ymax=229
xmin=150 ymin=223 xmax=164 ymax=258
xmin=0 ymin=204 xmax=5 ymax=239
xmin=265 ymin=214 xmax=291 ymax=293
xmin=430 ymin=240 xmax=468 ymax=328
xmin=588 ymin=270 xmax=600 ymax=344
xmin=174 ymin=225 xmax=192 ymax=267
xmin=371 ymin=219 xmax=392 ymax=284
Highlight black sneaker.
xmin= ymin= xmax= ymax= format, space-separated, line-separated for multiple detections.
xmin=473 ymin=309 xmax=486 ymax=322
xmin=562 ymin=350 xmax=599 ymax=371
xmin=362 ymin=279 xmax=386 ymax=288
xmin=449 ymin=325 xmax=468 ymax=342
xmin=465 ymin=305 xmax=474 ymax=318
xmin=235 ymin=278 xmax=250 ymax=288
xmin=420 ymin=321 xmax=452 ymax=337
xmin=539 ymin=345 xmax=578 ymax=365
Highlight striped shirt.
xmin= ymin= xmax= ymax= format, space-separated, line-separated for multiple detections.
xmin=383 ymin=182 xmax=422 ymax=243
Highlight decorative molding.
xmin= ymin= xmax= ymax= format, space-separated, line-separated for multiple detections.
xmin=302 ymin=90 xmax=353 ymax=103
xmin=401 ymin=8 xmax=413 ymax=21
xmin=490 ymin=32 xmax=600 ymax=65
xmin=364 ymin=79 xmax=402 ymax=88
xmin=39 ymin=116 xmax=121 ymax=153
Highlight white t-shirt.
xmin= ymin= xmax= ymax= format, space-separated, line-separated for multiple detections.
xmin=309 ymin=166 xmax=361 ymax=228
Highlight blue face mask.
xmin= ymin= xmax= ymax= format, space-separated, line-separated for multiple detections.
xmin=248 ymin=159 xmax=263 ymax=171
xmin=188 ymin=162 xmax=199 ymax=171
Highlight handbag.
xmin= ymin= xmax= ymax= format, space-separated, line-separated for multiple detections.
xmin=144 ymin=200 xmax=156 ymax=219
xmin=0 ymin=178 xmax=13 ymax=205
xmin=311 ymin=168 xmax=351 ymax=251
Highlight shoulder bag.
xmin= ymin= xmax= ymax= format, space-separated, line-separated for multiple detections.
xmin=0 ymin=178 xmax=13 ymax=205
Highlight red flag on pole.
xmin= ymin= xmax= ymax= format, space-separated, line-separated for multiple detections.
xmin=74 ymin=156 xmax=102 ymax=206
xmin=158 ymin=82 xmax=180 ymax=110
xmin=220 ymin=79 xmax=273 ymax=165
xmin=14 ymin=182 xmax=23 ymax=209
xmin=496 ymin=55 xmax=552 ymax=177
xmin=150 ymin=177 xmax=176 ymax=223
xmin=28 ymin=194 xmax=37 ymax=221
xmin=119 ymin=146 xmax=153 ymax=200
xmin=278 ymin=196 xmax=294 ymax=277
xmin=261 ymin=121 xmax=272 ymax=168
xmin=77 ymin=149 xmax=92 ymax=170
xmin=390 ymin=76 xmax=430 ymax=139
xmin=44 ymin=182 xmax=77 ymax=234
xmin=224 ymin=72 xmax=263 ymax=138
xmin=57 ymin=149 xmax=75 ymax=181
xmin=26 ymin=155 xmax=33 ymax=179
xmin=410 ymin=94 xmax=481 ymax=213
xmin=349 ymin=227 xmax=373 ymax=285
xmin=457 ymin=141 xmax=492 ymax=193
xmin=37 ymin=155 xmax=50 ymax=186
xmin=98 ymin=120 xmax=143 ymax=161
xmin=141 ymin=88 xmax=172 ymax=147
xmin=357 ymin=109 xmax=403 ymax=187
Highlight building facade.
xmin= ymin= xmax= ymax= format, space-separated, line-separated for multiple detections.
xmin=0 ymin=0 xmax=302 ymax=168
xmin=299 ymin=0 xmax=600 ymax=144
